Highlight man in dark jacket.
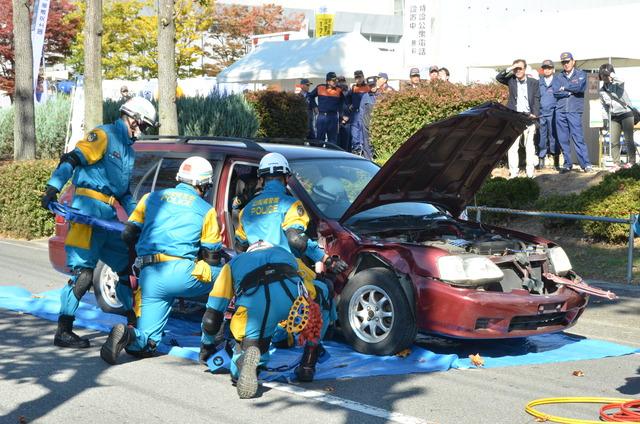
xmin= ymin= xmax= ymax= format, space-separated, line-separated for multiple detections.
xmin=538 ymin=60 xmax=559 ymax=170
xmin=553 ymin=52 xmax=594 ymax=173
xmin=496 ymin=58 xmax=540 ymax=178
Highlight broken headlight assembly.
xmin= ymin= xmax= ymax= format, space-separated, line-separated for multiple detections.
xmin=547 ymin=246 xmax=572 ymax=276
xmin=437 ymin=255 xmax=504 ymax=287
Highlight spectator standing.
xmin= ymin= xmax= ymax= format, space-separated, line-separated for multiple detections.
xmin=348 ymin=70 xmax=371 ymax=152
xmin=538 ymin=60 xmax=560 ymax=170
xmin=299 ymin=78 xmax=316 ymax=139
xmin=438 ymin=67 xmax=450 ymax=82
xmin=428 ymin=65 xmax=439 ymax=82
xmin=353 ymin=76 xmax=381 ymax=159
xmin=120 ymin=85 xmax=132 ymax=102
xmin=377 ymin=72 xmax=395 ymax=93
xmin=553 ymin=52 xmax=594 ymax=173
xmin=496 ymin=58 xmax=540 ymax=178
xmin=402 ymin=67 xmax=422 ymax=90
xmin=337 ymin=76 xmax=351 ymax=150
xmin=599 ymin=63 xmax=636 ymax=170
xmin=308 ymin=72 xmax=345 ymax=144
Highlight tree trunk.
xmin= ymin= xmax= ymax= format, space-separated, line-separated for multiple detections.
xmin=157 ymin=0 xmax=178 ymax=135
xmin=12 ymin=0 xmax=36 ymax=160
xmin=84 ymin=0 xmax=102 ymax=132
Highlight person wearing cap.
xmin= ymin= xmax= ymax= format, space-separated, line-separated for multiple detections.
xmin=299 ymin=78 xmax=316 ymax=140
xmin=336 ymin=76 xmax=352 ymax=150
xmin=402 ymin=68 xmax=422 ymax=90
xmin=553 ymin=52 xmax=593 ymax=173
xmin=343 ymin=70 xmax=370 ymax=152
xmin=120 ymin=85 xmax=132 ymax=102
xmin=496 ymin=58 xmax=540 ymax=178
xmin=438 ymin=67 xmax=450 ymax=82
xmin=428 ymin=65 xmax=439 ymax=82
xmin=538 ymin=60 xmax=560 ymax=170
xmin=308 ymin=71 xmax=346 ymax=144
xmin=376 ymin=72 xmax=395 ymax=93
xmin=352 ymin=76 xmax=381 ymax=159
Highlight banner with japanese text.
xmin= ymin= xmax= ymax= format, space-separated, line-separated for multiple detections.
xmin=403 ymin=0 xmax=433 ymax=72
xmin=315 ymin=7 xmax=334 ymax=38
xmin=31 ymin=0 xmax=51 ymax=89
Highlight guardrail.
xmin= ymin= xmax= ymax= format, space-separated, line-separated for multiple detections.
xmin=466 ymin=206 xmax=637 ymax=284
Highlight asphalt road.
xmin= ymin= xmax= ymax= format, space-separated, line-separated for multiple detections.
xmin=1 ymin=238 xmax=638 ymax=424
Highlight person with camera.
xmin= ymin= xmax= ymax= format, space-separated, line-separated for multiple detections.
xmin=599 ymin=63 xmax=637 ymax=170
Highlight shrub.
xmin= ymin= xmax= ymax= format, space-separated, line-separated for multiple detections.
xmin=244 ymin=91 xmax=307 ymax=138
xmin=0 ymin=96 xmax=71 ymax=160
xmin=370 ymin=82 xmax=507 ymax=158
xmin=0 ymin=160 xmax=57 ymax=239
xmin=476 ymin=177 xmax=540 ymax=209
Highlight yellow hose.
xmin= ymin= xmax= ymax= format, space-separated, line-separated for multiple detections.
xmin=525 ymin=397 xmax=636 ymax=424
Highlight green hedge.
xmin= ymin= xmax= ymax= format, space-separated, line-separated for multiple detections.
xmin=0 ymin=160 xmax=57 ymax=239
xmin=244 ymin=91 xmax=307 ymax=138
xmin=370 ymin=82 xmax=508 ymax=158
xmin=476 ymin=177 xmax=540 ymax=209
xmin=0 ymin=96 xmax=71 ymax=160
xmin=104 ymin=93 xmax=259 ymax=137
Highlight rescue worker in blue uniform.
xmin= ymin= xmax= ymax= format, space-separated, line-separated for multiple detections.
xmin=41 ymin=97 xmax=158 ymax=349
xmin=538 ymin=59 xmax=559 ymax=170
xmin=200 ymin=152 xmax=347 ymax=383
xmin=553 ymin=52 xmax=594 ymax=173
xmin=308 ymin=71 xmax=345 ymax=145
xmin=201 ymin=243 xmax=303 ymax=398
xmin=352 ymin=76 xmax=381 ymax=159
xmin=345 ymin=70 xmax=370 ymax=153
xmin=100 ymin=156 xmax=223 ymax=365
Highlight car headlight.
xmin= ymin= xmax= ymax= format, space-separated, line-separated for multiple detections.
xmin=437 ymin=255 xmax=504 ymax=286
xmin=548 ymin=246 xmax=572 ymax=276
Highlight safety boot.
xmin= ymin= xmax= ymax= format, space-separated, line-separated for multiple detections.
xmin=294 ymin=344 xmax=320 ymax=383
xmin=53 ymin=315 xmax=90 ymax=348
xmin=236 ymin=346 xmax=261 ymax=399
xmin=199 ymin=343 xmax=217 ymax=364
xmin=100 ymin=324 xmax=132 ymax=365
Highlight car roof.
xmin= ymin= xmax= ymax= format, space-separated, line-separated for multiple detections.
xmin=134 ymin=136 xmax=366 ymax=162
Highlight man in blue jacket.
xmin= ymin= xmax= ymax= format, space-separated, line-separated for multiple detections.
xmin=496 ymin=59 xmax=540 ymax=178
xmin=538 ymin=60 xmax=560 ymax=170
xmin=353 ymin=76 xmax=381 ymax=159
xmin=299 ymin=78 xmax=316 ymax=140
xmin=41 ymin=97 xmax=157 ymax=349
xmin=100 ymin=156 xmax=223 ymax=365
xmin=308 ymin=72 xmax=345 ymax=144
xmin=553 ymin=52 xmax=594 ymax=173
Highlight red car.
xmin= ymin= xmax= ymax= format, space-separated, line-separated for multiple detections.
xmin=49 ymin=103 xmax=602 ymax=355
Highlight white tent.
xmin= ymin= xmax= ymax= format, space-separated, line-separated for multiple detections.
xmin=216 ymin=32 xmax=402 ymax=90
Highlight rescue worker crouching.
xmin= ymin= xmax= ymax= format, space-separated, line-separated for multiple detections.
xmin=201 ymin=243 xmax=305 ymax=398
xmin=205 ymin=152 xmax=347 ymax=383
xmin=100 ymin=156 xmax=224 ymax=365
xmin=40 ymin=97 xmax=158 ymax=349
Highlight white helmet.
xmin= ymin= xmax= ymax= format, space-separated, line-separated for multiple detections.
xmin=119 ymin=97 xmax=158 ymax=129
xmin=176 ymin=156 xmax=213 ymax=187
xmin=312 ymin=176 xmax=348 ymax=203
xmin=257 ymin=152 xmax=291 ymax=177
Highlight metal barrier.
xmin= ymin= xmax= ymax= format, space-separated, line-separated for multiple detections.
xmin=466 ymin=206 xmax=637 ymax=284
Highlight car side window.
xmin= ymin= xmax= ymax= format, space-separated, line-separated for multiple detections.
xmin=131 ymin=153 xmax=162 ymax=200
xmin=225 ymin=163 xmax=259 ymax=247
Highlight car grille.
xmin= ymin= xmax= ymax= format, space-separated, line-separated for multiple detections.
xmin=508 ymin=312 xmax=567 ymax=331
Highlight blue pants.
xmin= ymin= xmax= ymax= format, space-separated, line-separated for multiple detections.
xmin=127 ymin=260 xmax=219 ymax=352
xmin=306 ymin=110 xmax=316 ymax=140
xmin=316 ymin=112 xmax=339 ymax=144
xmin=556 ymin=111 xmax=591 ymax=169
xmin=538 ymin=114 xmax=558 ymax=158
xmin=61 ymin=224 xmax=131 ymax=316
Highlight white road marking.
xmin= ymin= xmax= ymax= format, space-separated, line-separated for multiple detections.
xmin=263 ymin=381 xmax=434 ymax=424
xmin=0 ymin=239 xmax=48 ymax=252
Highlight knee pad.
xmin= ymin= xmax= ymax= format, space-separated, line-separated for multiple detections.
xmin=202 ymin=308 xmax=224 ymax=336
xmin=71 ymin=268 xmax=94 ymax=300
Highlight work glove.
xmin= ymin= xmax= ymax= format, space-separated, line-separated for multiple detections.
xmin=41 ymin=185 xmax=59 ymax=210
xmin=324 ymin=255 xmax=348 ymax=274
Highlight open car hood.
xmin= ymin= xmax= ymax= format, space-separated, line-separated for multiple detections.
xmin=340 ymin=102 xmax=533 ymax=221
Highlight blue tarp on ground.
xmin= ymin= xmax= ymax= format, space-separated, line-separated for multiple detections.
xmin=0 ymin=286 xmax=637 ymax=381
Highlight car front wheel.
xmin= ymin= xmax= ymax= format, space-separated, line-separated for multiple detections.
xmin=92 ymin=261 xmax=126 ymax=315
xmin=338 ymin=267 xmax=416 ymax=356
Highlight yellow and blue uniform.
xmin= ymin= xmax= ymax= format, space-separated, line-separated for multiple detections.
xmin=125 ymin=183 xmax=223 ymax=353
xmin=308 ymin=84 xmax=345 ymax=144
xmin=47 ymin=118 xmax=137 ymax=317
xmin=235 ymin=179 xmax=334 ymax=344
xmin=205 ymin=246 xmax=302 ymax=379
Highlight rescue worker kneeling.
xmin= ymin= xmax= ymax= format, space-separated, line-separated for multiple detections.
xmin=200 ymin=243 xmax=314 ymax=399
xmin=100 ymin=156 xmax=223 ymax=365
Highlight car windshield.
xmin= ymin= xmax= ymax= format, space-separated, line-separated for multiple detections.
xmin=290 ymin=158 xmax=380 ymax=219
xmin=343 ymin=202 xmax=451 ymax=233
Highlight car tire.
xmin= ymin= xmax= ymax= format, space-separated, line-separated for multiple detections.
xmin=339 ymin=267 xmax=416 ymax=356
xmin=93 ymin=261 xmax=126 ymax=315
